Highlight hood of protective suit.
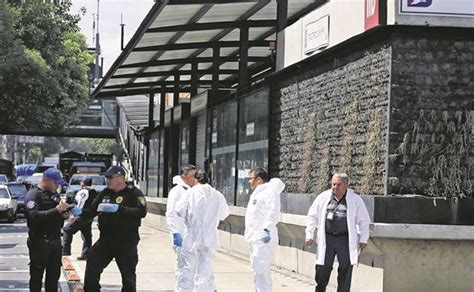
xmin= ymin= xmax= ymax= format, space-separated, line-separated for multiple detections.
xmin=251 ymin=177 xmax=285 ymax=196
xmin=173 ymin=175 xmax=191 ymax=189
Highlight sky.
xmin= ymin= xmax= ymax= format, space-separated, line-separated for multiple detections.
xmin=71 ymin=0 xmax=154 ymax=72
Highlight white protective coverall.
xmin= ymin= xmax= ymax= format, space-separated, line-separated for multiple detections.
xmin=244 ymin=178 xmax=285 ymax=292
xmin=166 ymin=175 xmax=191 ymax=239
xmin=174 ymin=183 xmax=229 ymax=292
xmin=166 ymin=176 xmax=191 ymax=290
xmin=305 ymin=189 xmax=370 ymax=266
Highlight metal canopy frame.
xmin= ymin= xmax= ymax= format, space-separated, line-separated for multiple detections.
xmin=91 ymin=0 xmax=324 ymax=99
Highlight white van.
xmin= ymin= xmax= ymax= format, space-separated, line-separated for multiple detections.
xmin=0 ymin=184 xmax=17 ymax=223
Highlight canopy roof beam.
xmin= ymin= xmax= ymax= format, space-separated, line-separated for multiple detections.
xmin=146 ymin=19 xmax=276 ymax=33
xmin=111 ymin=69 xmax=239 ymax=79
xmin=119 ymin=56 xmax=270 ymax=69
xmin=167 ymin=0 xmax=262 ymax=4
xmin=104 ymin=79 xmax=234 ymax=90
xmin=133 ymin=40 xmax=273 ymax=52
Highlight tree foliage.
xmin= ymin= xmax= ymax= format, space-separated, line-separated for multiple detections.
xmin=0 ymin=1 xmax=92 ymax=132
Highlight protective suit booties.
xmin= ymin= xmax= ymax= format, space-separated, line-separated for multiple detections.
xmin=174 ymin=183 xmax=229 ymax=292
xmin=245 ymin=178 xmax=285 ymax=292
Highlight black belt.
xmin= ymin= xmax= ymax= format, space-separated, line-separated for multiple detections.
xmin=326 ymin=232 xmax=348 ymax=237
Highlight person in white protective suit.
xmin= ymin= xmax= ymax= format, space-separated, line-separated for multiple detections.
xmin=171 ymin=169 xmax=229 ymax=292
xmin=244 ymin=167 xmax=285 ymax=292
xmin=305 ymin=173 xmax=370 ymax=292
xmin=165 ymin=164 xmax=197 ymax=290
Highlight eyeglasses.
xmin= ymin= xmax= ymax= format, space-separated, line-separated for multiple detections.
xmin=247 ymin=177 xmax=257 ymax=181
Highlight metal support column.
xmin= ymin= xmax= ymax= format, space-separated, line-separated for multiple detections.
xmin=160 ymin=87 xmax=168 ymax=197
xmin=239 ymin=22 xmax=249 ymax=90
xmin=148 ymin=92 xmax=155 ymax=129
xmin=191 ymin=59 xmax=198 ymax=98
xmin=170 ymin=73 xmax=180 ymax=180
xmin=276 ymin=0 xmax=288 ymax=71
xmin=212 ymin=44 xmax=220 ymax=98
xmin=145 ymin=92 xmax=154 ymax=191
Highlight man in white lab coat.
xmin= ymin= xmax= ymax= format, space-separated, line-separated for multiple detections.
xmin=245 ymin=167 xmax=285 ymax=292
xmin=305 ymin=173 xmax=370 ymax=292
xmin=165 ymin=164 xmax=197 ymax=290
xmin=171 ymin=170 xmax=229 ymax=292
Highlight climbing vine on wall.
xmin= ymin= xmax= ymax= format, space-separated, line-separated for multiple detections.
xmin=314 ymin=143 xmax=332 ymax=193
xmin=340 ymin=98 xmax=359 ymax=176
xmin=360 ymin=106 xmax=385 ymax=195
xmin=394 ymin=109 xmax=472 ymax=198
xmin=298 ymin=112 xmax=318 ymax=193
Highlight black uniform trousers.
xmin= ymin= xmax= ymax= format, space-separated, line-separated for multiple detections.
xmin=62 ymin=218 xmax=93 ymax=257
xmin=315 ymin=233 xmax=353 ymax=292
xmin=27 ymin=237 xmax=62 ymax=292
xmin=84 ymin=237 xmax=139 ymax=292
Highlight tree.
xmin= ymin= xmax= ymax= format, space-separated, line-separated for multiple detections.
xmin=0 ymin=1 xmax=92 ymax=132
xmin=27 ymin=147 xmax=42 ymax=164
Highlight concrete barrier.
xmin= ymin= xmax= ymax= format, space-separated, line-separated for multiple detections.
xmin=144 ymin=197 xmax=474 ymax=292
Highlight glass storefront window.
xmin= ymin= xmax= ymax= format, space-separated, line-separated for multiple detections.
xmin=211 ymin=101 xmax=237 ymax=204
xmin=158 ymin=130 xmax=165 ymax=197
xmin=180 ymin=120 xmax=190 ymax=165
xmin=236 ymin=88 xmax=269 ymax=207
xmin=147 ymin=131 xmax=159 ymax=197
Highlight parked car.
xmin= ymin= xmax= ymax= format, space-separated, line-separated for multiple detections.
xmin=65 ymin=174 xmax=107 ymax=204
xmin=0 ymin=174 xmax=8 ymax=184
xmin=0 ymin=184 xmax=17 ymax=222
xmin=7 ymin=182 xmax=28 ymax=215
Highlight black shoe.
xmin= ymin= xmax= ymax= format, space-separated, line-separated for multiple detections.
xmin=77 ymin=256 xmax=87 ymax=261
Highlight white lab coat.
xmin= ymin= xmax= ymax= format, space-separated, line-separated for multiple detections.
xmin=174 ymin=183 xmax=229 ymax=292
xmin=245 ymin=178 xmax=285 ymax=292
xmin=166 ymin=176 xmax=191 ymax=237
xmin=305 ymin=189 xmax=370 ymax=265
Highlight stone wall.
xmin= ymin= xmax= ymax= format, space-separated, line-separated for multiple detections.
xmin=270 ymin=27 xmax=474 ymax=198
xmin=387 ymin=30 xmax=474 ymax=197
xmin=270 ymin=42 xmax=391 ymax=195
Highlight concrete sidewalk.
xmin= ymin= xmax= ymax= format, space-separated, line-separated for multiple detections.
xmin=64 ymin=222 xmax=315 ymax=291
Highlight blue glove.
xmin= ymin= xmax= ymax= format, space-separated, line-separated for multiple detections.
xmin=70 ymin=207 xmax=82 ymax=216
xmin=173 ymin=233 xmax=183 ymax=247
xmin=262 ymin=229 xmax=271 ymax=244
xmin=97 ymin=203 xmax=119 ymax=213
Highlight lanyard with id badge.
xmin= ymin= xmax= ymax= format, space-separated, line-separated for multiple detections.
xmin=326 ymin=195 xmax=345 ymax=221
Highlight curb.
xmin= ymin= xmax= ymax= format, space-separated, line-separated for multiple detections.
xmin=61 ymin=256 xmax=84 ymax=292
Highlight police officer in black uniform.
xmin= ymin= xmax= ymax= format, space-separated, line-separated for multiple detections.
xmin=83 ymin=166 xmax=147 ymax=292
xmin=24 ymin=168 xmax=68 ymax=292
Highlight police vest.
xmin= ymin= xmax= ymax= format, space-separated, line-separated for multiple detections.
xmin=97 ymin=186 xmax=145 ymax=238
xmin=26 ymin=189 xmax=64 ymax=239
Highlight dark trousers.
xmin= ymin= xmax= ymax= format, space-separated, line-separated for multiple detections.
xmin=62 ymin=218 xmax=92 ymax=257
xmin=84 ymin=237 xmax=139 ymax=292
xmin=27 ymin=237 xmax=62 ymax=292
xmin=315 ymin=234 xmax=353 ymax=292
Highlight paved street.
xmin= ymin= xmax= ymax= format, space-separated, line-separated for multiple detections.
xmin=0 ymin=217 xmax=69 ymax=291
